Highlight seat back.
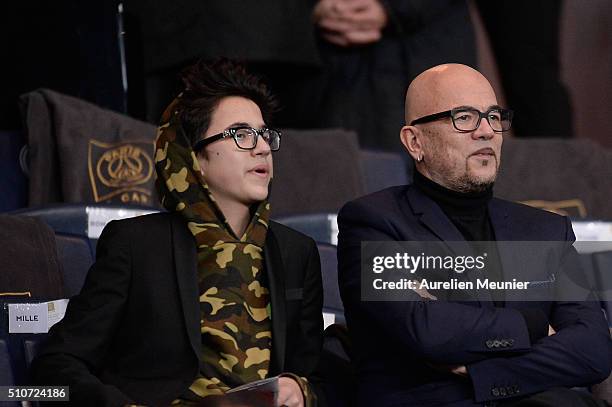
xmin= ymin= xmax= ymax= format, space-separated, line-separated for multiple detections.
xmin=317 ymin=243 xmax=344 ymax=325
xmin=495 ymin=138 xmax=612 ymax=219
xmin=0 ymin=339 xmax=15 ymax=386
xmin=592 ymin=251 xmax=612 ymax=327
xmin=270 ymin=128 xmax=364 ymax=217
xmin=276 ymin=213 xmax=338 ymax=246
xmin=0 ymin=131 xmax=28 ymax=213
xmin=0 ymin=297 xmax=51 ymax=391
xmin=55 ymin=233 xmax=95 ymax=297
xmin=0 ymin=336 xmax=21 ymax=406
xmin=0 ymin=215 xmax=65 ymax=299
xmin=360 ymin=149 xmax=411 ymax=194
xmin=11 ymin=204 xmax=158 ymax=256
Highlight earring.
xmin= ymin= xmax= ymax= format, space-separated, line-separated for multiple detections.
xmin=416 ymin=155 xmax=423 ymax=163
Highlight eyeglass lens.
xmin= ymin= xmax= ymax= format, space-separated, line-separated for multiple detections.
xmin=451 ymin=109 xmax=511 ymax=132
xmin=234 ymin=128 xmax=280 ymax=150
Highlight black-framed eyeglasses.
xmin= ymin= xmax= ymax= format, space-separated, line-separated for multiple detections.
xmin=410 ymin=107 xmax=514 ymax=133
xmin=192 ymin=126 xmax=281 ymax=152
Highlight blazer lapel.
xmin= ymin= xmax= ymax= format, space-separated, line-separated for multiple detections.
xmin=488 ymin=198 xmax=516 ymax=283
xmin=405 ymin=186 xmax=471 ymax=253
xmin=171 ymin=215 xmax=201 ymax=359
xmin=405 ymin=186 xmax=490 ymax=302
xmin=264 ymin=228 xmax=287 ymax=373
xmin=488 ymin=199 xmax=554 ymax=302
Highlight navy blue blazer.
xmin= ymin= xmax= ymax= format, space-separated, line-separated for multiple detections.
xmin=337 ymin=185 xmax=612 ymax=406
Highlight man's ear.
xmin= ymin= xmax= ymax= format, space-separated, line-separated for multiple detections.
xmin=400 ymin=125 xmax=424 ymax=162
xmin=195 ymin=150 xmax=207 ymax=176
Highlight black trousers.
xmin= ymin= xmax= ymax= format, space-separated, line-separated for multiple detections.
xmin=476 ymin=0 xmax=573 ymax=139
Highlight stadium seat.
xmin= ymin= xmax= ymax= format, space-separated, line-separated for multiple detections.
xmin=0 ymin=215 xmax=65 ymax=299
xmin=592 ymin=251 xmax=612 ymax=327
xmin=0 ymin=339 xmax=15 ymax=386
xmin=23 ymin=339 xmax=44 ymax=372
xmin=316 ymin=243 xmax=345 ymax=325
xmin=11 ymin=204 xmax=158 ymax=256
xmin=0 ymin=297 xmax=50 ymax=392
xmin=276 ymin=213 xmax=338 ymax=246
xmin=0 ymin=131 xmax=28 ymax=213
xmin=270 ymin=128 xmax=364 ymax=217
xmin=55 ymin=233 xmax=95 ymax=297
xmin=0 ymin=337 xmax=21 ymax=406
xmin=360 ymin=149 xmax=411 ymax=194
xmin=495 ymin=138 xmax=612 ymax=219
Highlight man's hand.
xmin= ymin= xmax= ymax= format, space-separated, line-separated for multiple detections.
xmin=313 ymin=0 xmax=388 ymax=47
xmin=277 ymin=377 xmax=304 ymax=407
xmin=411 ymin=280 xmax=438 ymax=300
xmin=451 ymin=365 xmax=468 ymax=377
xmin=427 ymin=363 xmax=469 ymax=377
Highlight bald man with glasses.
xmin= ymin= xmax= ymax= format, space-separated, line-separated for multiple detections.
xmin=337 ymin=64 xmax=612 ymax=406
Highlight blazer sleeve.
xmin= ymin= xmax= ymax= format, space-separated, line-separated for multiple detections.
xmin=337 ymin=199 xmax=533 ymax=365
xmin=466 ymin=216 xmax=612 ymax=403
xmin=32 ymin=220 xmax=134 ymax=406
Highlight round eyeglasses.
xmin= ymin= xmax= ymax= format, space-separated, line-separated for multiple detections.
xmin=410 ymin=107 xmax=514 ymax=133
xmin=193 ymin=127 xmax=281 ymax=152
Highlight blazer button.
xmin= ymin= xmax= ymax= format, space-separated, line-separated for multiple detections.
xmin=491 ymin=388 xmax=500 ymax=397
xmin=486 ymin=340 xmax=494 ymax=348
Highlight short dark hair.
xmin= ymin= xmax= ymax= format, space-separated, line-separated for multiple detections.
xmin=177 ymin=59 xmax=278 ymax=147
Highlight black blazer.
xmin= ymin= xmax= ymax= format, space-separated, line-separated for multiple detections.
xmin=338 ymin=185 xmax=612 ymax=406
xmin=32 ymin=212 xmax=324 ymax=406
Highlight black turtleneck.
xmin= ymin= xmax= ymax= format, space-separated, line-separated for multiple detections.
xmin=413 ymin=170 xmax=495 ymax=242
xmin=413 ymin=170 xmax=549 ymax=342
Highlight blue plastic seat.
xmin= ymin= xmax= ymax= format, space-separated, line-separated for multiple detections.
xmin=360 ymin=149 xmax=411 ymax=194
xmin=276 ymin=213 xmax=338 ymax=246
xmin=592 ymin=251 xmax=612 ymax=327
xmin=317 ymin=243 xmax=345 ymax=325
xmin=0 ymin=339 xmax=15 ymax=386
xmin=11 ymin=203 xmax=159 ymax=256
xmin=55 ymin=233 xmax=95 ymax=297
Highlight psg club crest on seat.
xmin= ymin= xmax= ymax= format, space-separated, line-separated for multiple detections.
xmin=87 ymin=139 xmax=155 ymax=205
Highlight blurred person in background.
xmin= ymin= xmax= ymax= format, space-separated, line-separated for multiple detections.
xmin=311 ymin=0 xmax=477 ymax=151
xmin=476 ymin=0 xmax=573 ymax=138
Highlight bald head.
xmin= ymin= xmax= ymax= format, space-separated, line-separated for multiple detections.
xmin=399 ymin=64 xmax=504 ymax=193
xmin=404 ymin=64 xmax=498 ymax=124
